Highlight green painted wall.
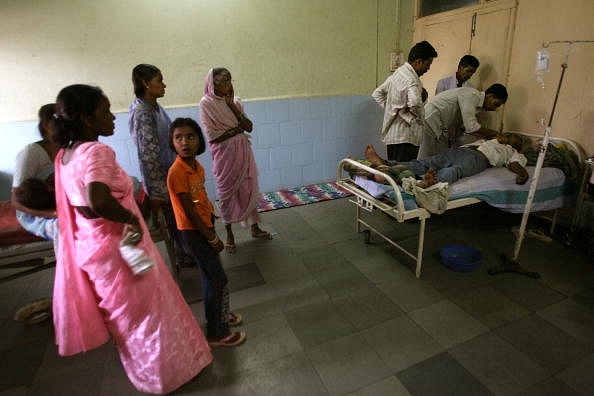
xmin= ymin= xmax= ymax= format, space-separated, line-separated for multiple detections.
xmin=0 ymin=0 xmax=413 ymax=122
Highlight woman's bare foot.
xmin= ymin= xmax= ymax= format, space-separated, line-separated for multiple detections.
xmin=417 ymin=168 xmax=438 ymax=188
xmin=225 ymin=224 xmax=236 ymax=253
xmin=364 ymin=144 xmax=386 ymax=166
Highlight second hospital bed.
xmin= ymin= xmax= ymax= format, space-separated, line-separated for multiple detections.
xmin=336 ymin=132 xmax=584 ymax=278
xmin=0 ymin=179 xmax=178 ymax=284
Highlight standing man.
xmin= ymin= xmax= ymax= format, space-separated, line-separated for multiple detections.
xmin=372 ymin=41 xmax=438 ymax=161
xmin=418 ymin=83 xmax=508 ymax=158
xmin=435 ymin=55 xmax=480 ymax=95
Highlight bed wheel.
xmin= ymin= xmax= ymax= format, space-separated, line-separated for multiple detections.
xmin=363 ymin=229 xmax=371 ymax=244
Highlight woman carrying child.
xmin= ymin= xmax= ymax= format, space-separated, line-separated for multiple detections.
xmin=11 ymin=103 xmax=59 ymax=241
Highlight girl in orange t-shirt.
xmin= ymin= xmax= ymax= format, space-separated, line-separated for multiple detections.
xmin=167 ymin=117 xmax=245 ymax=347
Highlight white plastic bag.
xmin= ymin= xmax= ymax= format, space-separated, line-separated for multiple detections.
xmin=119 ymin=231 xmax=154 ymax=275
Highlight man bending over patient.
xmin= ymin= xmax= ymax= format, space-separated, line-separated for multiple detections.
xmin=364 ymin=132 xmax=529 ymax=186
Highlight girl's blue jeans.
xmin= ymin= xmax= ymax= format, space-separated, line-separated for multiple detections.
xmin=179 ymin=229 xmax=230 ymax=340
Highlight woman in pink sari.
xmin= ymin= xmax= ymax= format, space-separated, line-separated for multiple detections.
xmin=52 ymin=84 xmax=212 ymax=395
xmin=199 ymin=68 xmax=271 ymax=253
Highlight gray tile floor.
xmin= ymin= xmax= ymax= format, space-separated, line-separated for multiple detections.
xmin=1 ymin=198 xmax=593 ymax=395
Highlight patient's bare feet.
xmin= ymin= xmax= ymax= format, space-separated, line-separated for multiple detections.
xmin=364 ymin=144 xmax=385 ymax=166
xmin=417 ymin=168 xmax=438 ymax=188
xmin=374 ymin=174 xmax=387 ymax=183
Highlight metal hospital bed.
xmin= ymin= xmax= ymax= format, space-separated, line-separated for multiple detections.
xmin=336 ymin=131 xmax=585 ymax=278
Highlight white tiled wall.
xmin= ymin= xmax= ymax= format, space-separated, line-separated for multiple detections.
xmin=0 ymin=95 xmax=384 ymax=200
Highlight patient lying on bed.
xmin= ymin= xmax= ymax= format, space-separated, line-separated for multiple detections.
xmin=364 ymin=132 xmax=530 ymax=186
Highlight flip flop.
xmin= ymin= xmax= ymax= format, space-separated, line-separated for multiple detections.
xmin=251 ymin=230 xmax=272 ymax=240
xmin=526 ymin=229 xmax=552 ymax=243
xmin=510 ymin=227 xmax=552 ymax=243
xmin=14 ymin=298 xmax=52 ymax=325
xmin=229 ymin=312 xmax=243 ymax=326
xmin=208 ymin=331 xmax=246 ymax=347
xmin=225 ymin=243 xmax=237 ymax=253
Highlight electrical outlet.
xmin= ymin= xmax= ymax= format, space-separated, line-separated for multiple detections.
xmin=390 ymin=51 xmax=404 ymax=71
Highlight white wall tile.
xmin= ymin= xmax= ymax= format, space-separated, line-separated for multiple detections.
xmin=291 ymin=142 xmax=314 ymax=167
xmin=1 ymin=95 xmax=382 ymax=199
xmin=310 ymin=97 xmax=332 ymax=119
xmin=289 ymin=98 xmax=311 ymax=121
xmin=280 ymin=167 xmax=303 ymax=189
xmin=265 ymin=100 xmax=290 ymax=123
xmin=279 ymin=121 xmax=303 ymax=145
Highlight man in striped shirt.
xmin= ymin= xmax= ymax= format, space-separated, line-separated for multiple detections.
xmin=372 ymin=41 xmax=438 ymax=162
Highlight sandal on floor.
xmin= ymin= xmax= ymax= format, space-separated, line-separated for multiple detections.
xmin=526 ymin=229 xmax=552 ymax=243
xmin=251 ymin=230 xmax=272 ymax=240
xmin=225 ymin=243 xmax=237 ymax=253
xmin=511 ymin=226 xmax=552 ymax=243
xmin=229 ymin=312 xmax=243 ymax=326
xmin=208 ymin=331 xmax=246 ymax=347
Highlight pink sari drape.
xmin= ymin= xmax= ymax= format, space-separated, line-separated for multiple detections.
xmin=199 ymin=68 xmax=261 ymax=226
xmin=53 ymin=142 xmax=212 ymax=395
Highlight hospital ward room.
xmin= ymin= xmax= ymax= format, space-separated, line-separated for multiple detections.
xmin=1 ymin=1 xmax=594 ymax=395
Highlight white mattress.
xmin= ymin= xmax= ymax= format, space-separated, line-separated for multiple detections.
xmin=378 ymin=166 xmax=575 ymax=213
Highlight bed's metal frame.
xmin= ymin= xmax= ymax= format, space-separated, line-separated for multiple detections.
xmin=0 ymin=241 xmax=56 ymax=284
xmin=336 ymin=132 xmax=584 ymax=278
xmin=337 ymin=158 xmax=467 ymax=278
xmin=336 ymin=159 xmax=428 ymax=277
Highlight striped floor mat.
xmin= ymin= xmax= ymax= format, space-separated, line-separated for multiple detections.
xmin=257 ymin=182 xmax=352 ymax=212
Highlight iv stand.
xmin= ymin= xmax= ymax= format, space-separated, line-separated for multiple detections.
xmin=489 ymin=39 xmax=594 ymax=278
xmin=509 ymin=63 xmax=566 ymax=274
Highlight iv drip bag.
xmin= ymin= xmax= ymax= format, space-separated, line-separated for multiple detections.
xmin=535 ymin=49 xmax=550 ymax=87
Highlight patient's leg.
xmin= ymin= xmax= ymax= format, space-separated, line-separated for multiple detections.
xmin=373 ymin=164 xmax=414 ymax=184
xmin=344 ymin=158 xmax=373 ymax=175
xmin=364 ymin=144 xmax=387 ymax=166
xmin=377 ymin=167 xmax=436 ymax=187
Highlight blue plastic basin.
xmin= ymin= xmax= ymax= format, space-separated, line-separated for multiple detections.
xmin=440 ymin=244 xmax=482 ymax=272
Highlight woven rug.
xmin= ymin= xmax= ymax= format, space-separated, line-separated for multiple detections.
xmin=257 ymin=181 xmax=352 ymax=212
